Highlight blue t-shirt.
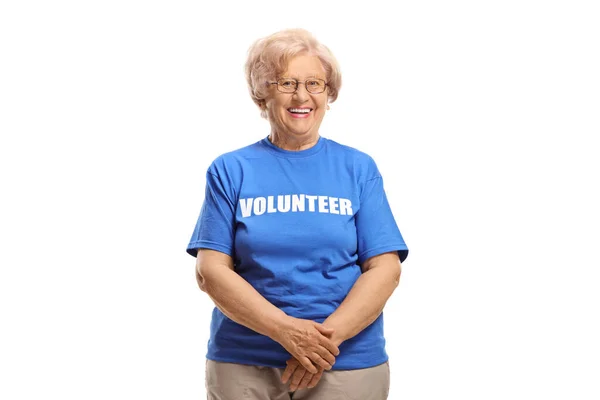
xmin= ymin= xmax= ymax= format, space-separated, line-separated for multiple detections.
xmin=186 ymin=135 xmax=408 ymax=370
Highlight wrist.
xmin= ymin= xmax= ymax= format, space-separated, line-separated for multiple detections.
xmin=268 ymin=313 xmax=294 ymax=342
xmin=322 ymin=318 xmax=346 ymax=346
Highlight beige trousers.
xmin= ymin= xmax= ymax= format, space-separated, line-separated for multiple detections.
xmin=205 ymin=359 xmax=390 ymax=400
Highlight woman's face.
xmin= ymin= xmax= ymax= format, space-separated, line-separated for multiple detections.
xmin=264 ymin=54 xmax=329 ymax=141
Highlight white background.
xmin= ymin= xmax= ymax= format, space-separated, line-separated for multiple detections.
xmin=1 ymin=0 xmax=599 ymax=399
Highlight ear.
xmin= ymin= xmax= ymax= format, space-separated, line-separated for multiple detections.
xmin=327 ymin=104 xmax=330 ymax=110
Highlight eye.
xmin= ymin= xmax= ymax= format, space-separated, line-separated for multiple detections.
xmin=279 ymin=79 xmax=296 ymax=88
xmin=307 ymin=80 xmax=322 ymax=87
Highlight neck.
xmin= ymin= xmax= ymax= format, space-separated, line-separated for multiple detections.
xmin=268 ymin=130 xmax=319 ymax=151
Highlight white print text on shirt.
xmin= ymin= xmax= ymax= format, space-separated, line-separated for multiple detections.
xmin=239 ymin=194 xmax=353 ymax=218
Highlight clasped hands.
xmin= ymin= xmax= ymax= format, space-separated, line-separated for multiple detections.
xmin=275 ymin=317 xmax=342 ymax=391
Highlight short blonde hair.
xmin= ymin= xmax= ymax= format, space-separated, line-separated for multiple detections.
xmin=245 ymin=28 xmax=342 ymax=119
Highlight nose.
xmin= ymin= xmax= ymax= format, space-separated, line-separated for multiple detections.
xmin=293 ymin=83 xmax=310 ymax=102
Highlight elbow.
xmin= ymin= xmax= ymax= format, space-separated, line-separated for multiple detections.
xmin=391 ymin=263 xmax=402 ymax=287
xmin=195 ymin=269 xmax=207 ymax=292
xmin=196 ymin=262 xmax=226 ymax=294
xmin=194 ymin=249 xmax=235 ymax=294
xmin=393 ymin=269 xmax=401 ymax=287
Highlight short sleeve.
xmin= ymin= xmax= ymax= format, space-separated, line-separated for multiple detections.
xmin=186 ymin=170 xmax=236 ymax=258
xmin=355 ymin=176 xmax=409 ymax=264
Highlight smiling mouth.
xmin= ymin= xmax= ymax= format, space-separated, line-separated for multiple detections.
xmin=287 ymin=108 xmax=313 ymax=114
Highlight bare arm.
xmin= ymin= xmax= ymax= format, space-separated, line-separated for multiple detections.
xmin=323 ymin=251 xmax=402 ymax=345
xmin=195 ymin=249 xmax=287 ymax=339
xmin=282 ymin=251 xmax=402 ymax=390
xmin=195 ymin=249 xmax=339 ymax=373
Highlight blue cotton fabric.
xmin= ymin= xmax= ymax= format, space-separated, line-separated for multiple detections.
xmin=187 ymin=136 xmax=408 ymax=370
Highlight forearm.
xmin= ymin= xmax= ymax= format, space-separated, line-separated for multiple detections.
xmin=200 ymin=266 xmax=290 ymax=340
xmin=324 ymin=262 xmax=400 ymax=344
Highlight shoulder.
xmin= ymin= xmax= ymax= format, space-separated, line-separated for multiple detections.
xmin=323 ymin=138 xmax=381 ymax=180
xmin=201 ymin=140 xmax=266 ymax=197
xmin=207 ymin=139 xmax=265 ymax=176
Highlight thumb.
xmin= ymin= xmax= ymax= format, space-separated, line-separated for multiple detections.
xmin=314 ymin=323 xmax=335 ymax=335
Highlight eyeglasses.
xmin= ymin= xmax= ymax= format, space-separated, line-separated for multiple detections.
xmin=268 ymin=78 xmax=328 ymax=94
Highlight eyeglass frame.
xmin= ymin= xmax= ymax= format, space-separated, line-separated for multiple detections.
xmin=267 ymin=78 xmax=329 ymax=94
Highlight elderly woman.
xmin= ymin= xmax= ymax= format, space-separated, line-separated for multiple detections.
xmin=186 ymin=28 xmax=409 ymax=400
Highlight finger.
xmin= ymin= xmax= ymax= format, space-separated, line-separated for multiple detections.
xmin=289 ymin=368 xmax=307 ymax=391
xmin=281 ymin=361 xmax=299 ymax=384
xmin=308 ymin=369 xmax=324 ymax=388
xmin=315 ymin=345 xmax=336 ymax=366
xmin=299 ymin=356 xmax=318 ymax=374
xmin=310 ymin=353 xmax=333 ymax=371
xmin=319 ymin=336 xmax=340 ymax=356
xmin=298 ymin=370 xmax=314 ymax=390
xmin=314 ymin=323 xmax=335 ymax=336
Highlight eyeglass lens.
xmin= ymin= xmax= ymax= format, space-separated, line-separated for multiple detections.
xmin=277 ymin=79 xmax=326 ymax=93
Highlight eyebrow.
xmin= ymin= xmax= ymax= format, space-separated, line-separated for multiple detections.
xmin=280 ymin=75 xmax=325 ymax=80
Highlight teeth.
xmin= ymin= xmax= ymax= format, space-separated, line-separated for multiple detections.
xmin=289 ymin=108 xmax=311 ymax=113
